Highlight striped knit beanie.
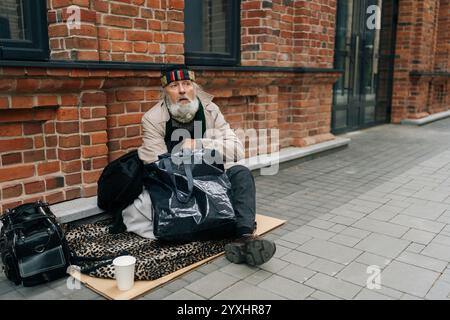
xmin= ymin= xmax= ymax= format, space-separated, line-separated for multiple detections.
xmin=161 ymin=66 xmax=195 ymax=87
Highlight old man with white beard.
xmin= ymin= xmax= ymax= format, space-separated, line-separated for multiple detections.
xmin=122 ymin=66 xmax=276 ymax=266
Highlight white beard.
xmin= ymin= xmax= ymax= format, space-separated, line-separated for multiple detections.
xmin=166 ymin=97 xmax=200 ymax=123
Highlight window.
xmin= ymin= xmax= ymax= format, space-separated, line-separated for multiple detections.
xmin=0 ymin=0 xmax=49 ymax=60
xmin=184 ymin=0 xmax=240 ymax=66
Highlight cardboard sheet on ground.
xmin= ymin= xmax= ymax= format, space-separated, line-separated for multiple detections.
xmin=69 ymin=214 xmax=285 ymax=300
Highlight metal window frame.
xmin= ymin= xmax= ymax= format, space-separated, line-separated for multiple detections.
xmin=184 ymin=0 xmax=241 ymax=66
xmin=0 ymin=0 xmax=49 ymax=61
xmin=331 ymin=0 xmax=399 ymax=134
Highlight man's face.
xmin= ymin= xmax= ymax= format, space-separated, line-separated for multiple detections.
xmin=164 ymin=80 xmax=196 ymax=105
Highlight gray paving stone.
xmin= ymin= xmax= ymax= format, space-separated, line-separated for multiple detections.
xmin=212 ymin=256 xmax=231 ymax=268
xmin=355 ymin=231 xmax=410 ymax=257
xmin=401 ymin=294 xmax=423 ymax=300
xmin=304 ymin=273 xmax=362 ymax=300
xmin=341 ymin=226 xmax=371 ymax=240
xmin=438 ymin=214 xmax=450 ymax=224
xmin=374 ymin=286 xmax=405 ymax=299
xmin=353 ymin=217 xmax=409 ymax=238
xmin=244 ymin=270 xmax=273 ymax=286
xmin=220 ymin=263 xmax=258 ymax=279
xmin=405 ymin=243 xmax=426 ymax=253
xmin=306 ymin=258 xmax=346 ymax=276
xmin=274 ymin=239 xmax=300 ymax=249
xmin=330 ymin=207 xmax=366 ymax=220
xmin=0 ymin=290 xmax=24 ymax=300
xmin=422 ymin=243 xmax=450 ymax=261
xmin=336 ymin=261 xmax=374 ymax=287
xmin=141 ymin=287 xmax=173 ymax=300
xmin=181 ymin=270 xmax=205 ymax=283
xmin=279 ymin=231 xmax=312 ymax=245
xmin=401 ymin=203 xmax=448 ymax=221
xmin=424 ymin=280 xmax=450 ymax=300
xmin=438 ymin=269 xmax=450 ymax=283
xmin=185 ymin=271 xmax=239 ymax=299
xmin=259 ymin=257 xmax=290 ymax=273
xmin=306 ymin=219 xmax=335 ymax=230
xmin=213 ymin=281 xmax=286 ymax=300
xmin=390 ymin=214 xmax=445 ymax=233
xmin=63 ymin=287 xmax=99 ymax=300
xmin=367 ymin=209 xmax=399 ymax=222
xmin=0 ymin=280 xmax=15 ymax=296
xmin=328 ymin=224 xmax=347 ymax=233
xmin=309 ymin=290 xmax=342 ymax=300
xmin=377 ymin=204 xmax=405 ymax=214
xmin=355 ymin=288 xmax=394 ymax=300
xmin=297 ymin=239 xmax=363 ymax=265
xmin=280 ymin=250 xmax=317 ymax=267
xmin=197 ymin=262 xmax=220 ymax=275
xmin=412 ymin=190 xmax=449 ymax=202
xmin=346 ymin=204 xmax=376 ymax=214
xmin=278 ymin=264 xmax=316 ymax=283
xmin=355 ymin=252 xmax=392 ymax=268
xmin=165 ymin=279 xmax=191 ymax=292
xmin=293 ymin=225 xmax=336 ymax=240
xmin=372 ymin=182 xmax=402 ymax=193
xmin=316 ymin=213 xmax=336 ymax=221
xmin=259 ymin=275 xmax=315 ymax=299
xmin=402 ymin=229 xmax=436 ymax=245
xmin=387 ymin=200 xmax=412 ymax=209
xmin=164 ymin=288 xmax=205 ymax=300
xmin=381 ymin=261 xmax=440 ymax=297
xmin=442 ymin=224 xmax=450 ymax=234
xmin=432 ymin=234 xmax=450 ymax=247
xmin=273 ymin=245 xmax=293 ymax=258
xmin=329 ymin=234 xmax=361 ymax=247
xmin=17 ymin=284 xmax=58 ymax=299
xmin=392 ymin=187 xmax=418 ymax=197
xmin=396 ymin=251 xmax=447 ymax=272
xmin=349 ymin=199 xmax=383 ymax=210
xmin=329 ymin=215 xmax=358 ymax=226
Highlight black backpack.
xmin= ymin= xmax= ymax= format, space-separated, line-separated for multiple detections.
xmin=0 ymin=201 xmax=71 ymax=287
xmin=97 ymin=150 xmax=144 ymax=233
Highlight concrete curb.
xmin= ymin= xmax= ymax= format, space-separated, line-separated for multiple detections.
xmin=401 ymin=110 xmax=450 ymax=126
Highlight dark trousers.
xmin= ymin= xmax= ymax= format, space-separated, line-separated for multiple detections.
xmin=226 ymin=165 xmax=256 ymax=237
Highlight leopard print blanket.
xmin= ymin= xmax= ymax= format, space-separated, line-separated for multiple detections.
xmin=65 ymin=221 xmax=231 ymax=281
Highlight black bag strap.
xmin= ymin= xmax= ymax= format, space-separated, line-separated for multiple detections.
xmin=70 ymin=250 xmax=130 ymax=274
xmin=163 ymin=155 xmax=194 ymax=204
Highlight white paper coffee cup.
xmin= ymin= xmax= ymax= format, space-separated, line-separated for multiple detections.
xmin=113 ymin=255 xmax=136 ymax=291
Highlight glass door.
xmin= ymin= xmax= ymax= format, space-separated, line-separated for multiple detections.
xmin=332 ymin=0 xmax=398 ymax=133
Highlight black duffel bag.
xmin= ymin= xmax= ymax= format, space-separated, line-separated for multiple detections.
xmin=97 ymin=150 xmax=144 ymax=233
xmin=0 ymin=201 xmax=71 ymax=287
xmin=144 ymin=150 xmax=236 ymax=242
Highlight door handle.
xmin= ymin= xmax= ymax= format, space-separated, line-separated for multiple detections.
xmin=353 ymin=35 xmax=360 ymax=94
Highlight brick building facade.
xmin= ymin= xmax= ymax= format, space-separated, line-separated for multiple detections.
xmin=0 ymin=0 xmax=448 ymax=211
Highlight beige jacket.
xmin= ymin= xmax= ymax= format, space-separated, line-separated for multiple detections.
xmin=138 ymin=89 xmax=244 ymax=169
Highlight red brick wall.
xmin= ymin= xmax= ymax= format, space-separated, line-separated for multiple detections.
xmin=47 ymin=0 xmax=185 ymax=63
xmin=0 ymin=0 xmax=341 ymax=211
xmin=0 ymin=68 xmax=163 ymax=211
xmin=391 ymin=0 xmax=449 ymax=122
xmin=240 ymin=0 xmax=336 ymax=68
xmin=241 ymin=0 xmax=295 ymax=66
xmin=435 ymin=0 xmax=450 ymax=72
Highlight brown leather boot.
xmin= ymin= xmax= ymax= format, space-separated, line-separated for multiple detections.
xmin=224 ymin=234 xmax=276 ymax=266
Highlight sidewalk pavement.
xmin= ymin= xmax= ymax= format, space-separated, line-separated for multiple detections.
xmin=1 ymin=118 xmax=450 ymax=300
